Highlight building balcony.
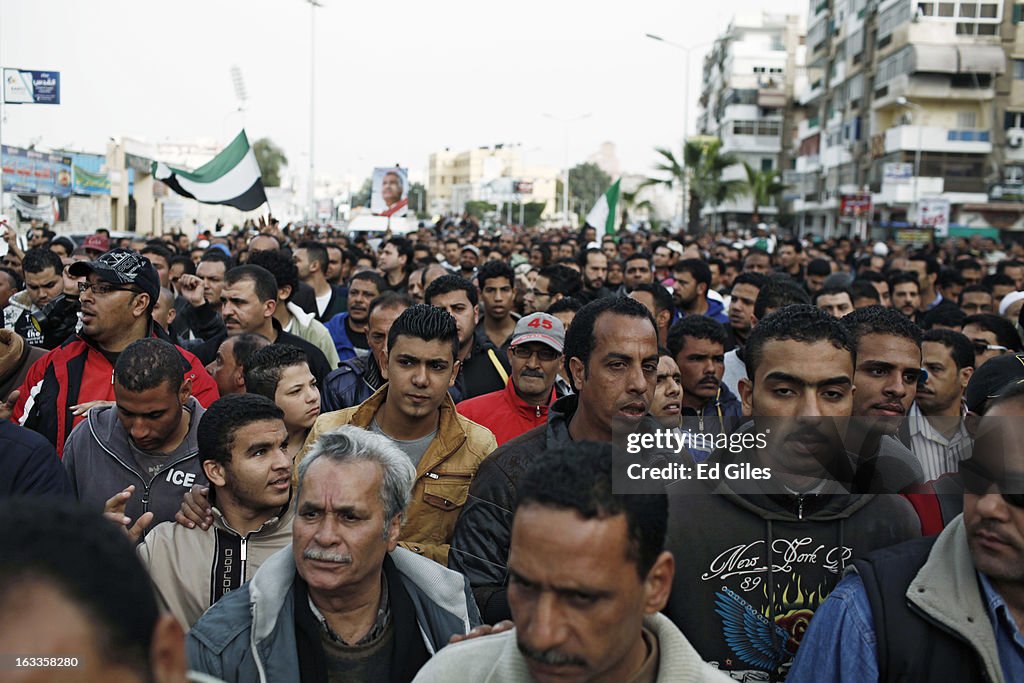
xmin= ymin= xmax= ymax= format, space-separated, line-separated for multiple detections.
xmin=796 ymin=155 xmax=821 ymax=174
xmin=798 ymin=116 xmax=821 ymax=141
xmin=720 ymin=133 xmax=782 ymax=154
xmin=875 ymin=177 xmax=945 ymax=205
xmin=821 ymin=144 xmax=853 ymax=170
xmin=799 ymin=79 xmax=825 ymax=106
xmin=884 ymin=125 xmax=992 ymax=155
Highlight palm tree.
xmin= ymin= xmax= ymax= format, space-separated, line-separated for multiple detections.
xmin=741 ymin=161 xmax=788 ymax=226
xmin=639 ymin=147 xmax=687 ymax=229
xmin=618 ymin=189 xmax=655 ymax=230
xmin=684 ymin=137 xmax=744 ymax=234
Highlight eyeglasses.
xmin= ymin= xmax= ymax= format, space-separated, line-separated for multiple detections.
xmin=510 ymin=345 xmax=561 ymax=362
xmin=529 ymin=289 xmax=551 ymax=298
xmin=78 ymin=282 xmax=141 ymax=296
xmin=960 ymin=458 xmax=1024 ymax=507
xmin=973 ymin=343 xmax=1008 ymax=355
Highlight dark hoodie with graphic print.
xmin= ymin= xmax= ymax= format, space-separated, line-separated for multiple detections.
xmin=663 ymin=435 xmax=920 ymax=681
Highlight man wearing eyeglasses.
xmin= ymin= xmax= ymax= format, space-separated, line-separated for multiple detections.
xmin=457 ymin=313 xmax=566 ymax=446
xmin=10 ymin=249 xmax=219 ymax=458
xmin=789 ymin=380 xmax=1024 ymax=683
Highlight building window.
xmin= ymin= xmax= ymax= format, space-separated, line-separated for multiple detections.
xmin=959 ymin=3 xmax=977 ymax=17
xmin=938 ymin=2 xmax=955 ymax=16
xmin=1014 ymin=60 xmax=1024 ymax=80
xmin=957 ymin=111 xmax=978 ymax=128
xmin=918 ymin=2 xmax=935 ymax=15
xmin=1005 ymin=112 xmax=1024 ymax=129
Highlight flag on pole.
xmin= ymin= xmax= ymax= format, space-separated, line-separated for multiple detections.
xmin=585 ymin=178 xmax=620 ymax=236
xmin=152 ymin=130 xmax=268 ymax=211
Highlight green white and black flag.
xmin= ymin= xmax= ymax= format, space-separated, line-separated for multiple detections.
xmin=152 ymin=130 xmax=268 ymax=211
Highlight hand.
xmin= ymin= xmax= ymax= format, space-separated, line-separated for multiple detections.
xmin=448 ymin=620 xmax=514 ymax=644
xmin=2 ymin=228 xmax=16 ymax=248
xmin=71 ymin=400 xmax=114 ymax=417
xmin=103 ymin=485 xmax=154 ymax=543
xmin=0 ymin=389 xmax=18 ymax=421
xmin=178 ymin=273 xmax=206 ymax=307
xmin=174 ymin=484 xmax=212 ymax=529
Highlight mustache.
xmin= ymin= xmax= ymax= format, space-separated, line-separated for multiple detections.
xmin=518 ymin=642 xmax=586 ymax=668
xmin=519 ymin=369 xmax=545 ymax=379
xmin=303 ymin=548 xmax=353 ymax=564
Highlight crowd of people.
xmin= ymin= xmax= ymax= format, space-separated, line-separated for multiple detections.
xmin=3 ymin=214 xmax=1024 ymax=682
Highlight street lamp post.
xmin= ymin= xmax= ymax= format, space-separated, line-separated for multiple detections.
xmin=305 ymin=0 xmax=322 ymax=223
xmin=897 ymin=96 xmax=923 ymax=227
xmin=543 ymin=113 xmax=591 ymax=224
xmin=646 ymin=33 xmax=712 ymax=231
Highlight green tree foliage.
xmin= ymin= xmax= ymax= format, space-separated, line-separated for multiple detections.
xmin=683 ymin=138 xmax=744 ymax=234
xmin=500 ymin=201 xmax=547 ymax=227
xmin=464 ymin=200 xmax=497 ymax=220
xmin=351 ymin=177 xmax=372 ymax=208
xmin=741 ymin=162 xmax=788 ymax=225
xmin=555 ymin=162 xmax=612 ymax=218
xmin=252 ymin=138 xmax=288 ymax=187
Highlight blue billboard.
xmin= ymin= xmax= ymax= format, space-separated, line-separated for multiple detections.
xmin=3 ymin=69 xmax=60 ymax=105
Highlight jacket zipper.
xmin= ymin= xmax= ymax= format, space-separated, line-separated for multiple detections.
xmin=797 ymin=495 xmax=805 ymax=521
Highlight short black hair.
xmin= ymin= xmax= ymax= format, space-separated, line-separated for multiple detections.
xmin=247 ymin=249 xmax=299 ymax=301
xmin=963 ymin=313 xmax=1024 ymax=351
xmin=368 ymin=291 xmax=415 ymax=318
xmin=141 ymin=243 xmax=172 ymax=265
xmin=537 ymin=264 xmax=582 ymax=298
xmin=753 ymin=277 xmax=811 ymax=320
xmin=199 ymin=249 xmax=233 ymax=269
xmin=908 ymin=251 xmax=940 ymax=275
xmin=198 ymin=394 xmax=284 ymax=467
xmin=563 ymin=296 xmax=655 ymax=389
xmin=955 ymin=259 xmax=983 ymax=273
xmin=425 ymin=274 xmax=478 ymax=307
xmin=21 ymin=247 xmax=63 ymax=275
xmin=169 ymin=254 xmax=196 ymax=276
xmin=997 ymin=259 xmax=1024 ymax=275
xmin=780 ymin=237 xmax=803 ymax=253
xmin=477 ymin=260 xmax=516 ymax=290
xmin=113 ymin=338 xmax=184 ymax=393
xmin=889 ymin=272 xmax=920 ymax=291
xmin=547 ymin=296 xmax=582 ymax=316
xmin=923 ymin=328 xmax=975 ymax=370
xmin=666 ymin=315 xmax=727 ymax=361
xmin=746 ymin=304 xmax=854 ymax=380
xmin=815 ymin=285 xmax=854 ymax=305
xmin=0 ymin=266 xmax=22 ymax=291
xmin=920 ymin=306 xmax=966 ymax=331
xmin=351 ymin=269 xmax=386 ymax=293
xmin=856 ymin=270 xmax=887 ymax=284
xmin=840 ymin=305 xmax=923 ymax=348
xmin=673 ymin=258 xmax=711 ymax=289
xmin=516 ymin=441 xmax=666 ymax=579
xmin=850 ymin=280 xmax=881 ymax=305
xmin=959 ymin=284 xmax=993 ymax=302
xmin=983 ymin=272 xmax=1015 ymax=291
xmin=577 ymin=247 xmax=605 ymax=269
xmin=225 ymin=264 xmax=279 ymax=303
xmin=807 ymin=258 xmax=832 ymax=277
xmin=387 ymin=303 xmax=460 ymax=360
xmin=297 ymin=240 xmax=329 ymax=274
xmin=732 ymin=271 xmax=768 ymax=291
xmin=244 ymin=345 xmax=310 ymax=399
xmin=630 ymin=283 xmax=674 ymax=316
xmin=0 ymin=498 xmax=160 ymax=677
xmin=624 ymin=252 xmax=652 ymax=268
xmin=937 ymin=267 xmax=964 ymax=289
xmin=228 ymin=332 xmax=271 ymax=371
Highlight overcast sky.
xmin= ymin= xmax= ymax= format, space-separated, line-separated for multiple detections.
xmin=1 ymin=0 xmax=807 ymax=185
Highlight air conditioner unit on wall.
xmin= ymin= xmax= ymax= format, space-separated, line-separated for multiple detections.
xmin=1009 ymin=130 xmax=1024 ymax=149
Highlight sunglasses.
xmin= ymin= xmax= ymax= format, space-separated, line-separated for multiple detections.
xmin=960 ymin=458 xmax=1024 ymax=507
xmin=973 ymin=342 xmax=1008 ymax=356
xmin=510 ymin=345 xmax=560 ymax=362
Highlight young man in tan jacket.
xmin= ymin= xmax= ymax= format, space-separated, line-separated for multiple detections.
xmin=304 ymin=304 xmax=497 ymax=566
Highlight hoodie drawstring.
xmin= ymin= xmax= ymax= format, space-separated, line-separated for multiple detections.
xmin=765 ymin=518 xmax=780 ymax=658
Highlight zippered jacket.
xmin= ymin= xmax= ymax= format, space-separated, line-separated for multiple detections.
xmin=139 ymin=502 xmax=294 ymax=628
xmin=62 ymin=397 xmax=208 ymax=529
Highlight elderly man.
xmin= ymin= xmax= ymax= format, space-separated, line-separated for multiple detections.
xmin=413 ymin=442 xmax=731 ymax=683
xmin=187 ymin=425 xmax=480 ymax=682
xmin=457 ymin=313 xmax=565 ymax=446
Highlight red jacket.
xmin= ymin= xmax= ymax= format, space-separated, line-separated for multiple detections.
xmin=456 ymin=380 xmax=554 ymax=446
xmin=13 ymin=331 xmax=219 ymax=458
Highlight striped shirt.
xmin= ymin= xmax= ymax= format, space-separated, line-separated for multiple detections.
xmin=908 ymin=402 xmax=973 ymax=482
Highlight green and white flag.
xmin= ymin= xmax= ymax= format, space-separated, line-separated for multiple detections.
xmin=585 ymin=178 xmax=620 ymax=236
xmin=152 ymin=130 xmax=268 ymax=211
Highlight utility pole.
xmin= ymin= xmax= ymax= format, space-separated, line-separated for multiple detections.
xmin=543 ymin=113 xmax=591 ymax=223
xmin=305 ymin=0 xmax=322 ymax=222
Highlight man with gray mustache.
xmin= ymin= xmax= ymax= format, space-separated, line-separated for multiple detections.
xmin=186 ymin=425 xmax=481 ymax=683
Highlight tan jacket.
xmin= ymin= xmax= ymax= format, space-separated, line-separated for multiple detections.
xmin=138 ymin=503 xmax=294 ymax=629
xmin=412 ymin=612 xmax=735 ymax=683
xmin=304 ymin=384 xmax=497 ymax=565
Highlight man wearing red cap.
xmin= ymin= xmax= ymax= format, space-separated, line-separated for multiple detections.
xmin=457 ymin=313 xmax=565 ymax=446
xmin=11 ymin=249 xmax=218 ymax=457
